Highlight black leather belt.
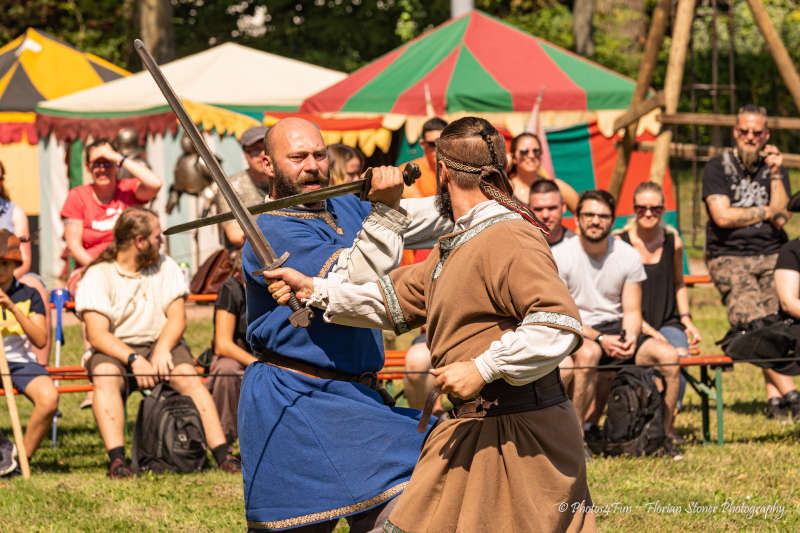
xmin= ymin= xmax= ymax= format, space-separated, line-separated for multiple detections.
xmin=449 ymin=369 xmax=567 ymax=419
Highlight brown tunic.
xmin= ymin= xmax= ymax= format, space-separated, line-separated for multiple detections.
xmin=379 ymin=212 xmax=595 ymax=533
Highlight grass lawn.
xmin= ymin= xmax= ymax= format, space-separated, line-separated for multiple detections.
xmin=2 ymin=166 xmax=800 ymax=531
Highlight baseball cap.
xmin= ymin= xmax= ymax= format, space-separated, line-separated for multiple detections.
xmin=0 ymin=230 xmax=22 ymax=265
xmin=240 ymin=126 xmax=269 ymax=149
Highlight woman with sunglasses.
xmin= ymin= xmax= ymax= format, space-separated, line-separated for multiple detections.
xmin=60 ymin=138 xmax=162 ymax=292
xmin=618 ymin=182 xmax=701 ymax=437
xmin=508 ymin=132 xmax=579 ymax=212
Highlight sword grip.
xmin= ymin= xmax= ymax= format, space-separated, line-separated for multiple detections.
xmin=359 ymin=162 xmax=422 ymax=201
xmin=287 ymin=294 xmax=313 ymax=328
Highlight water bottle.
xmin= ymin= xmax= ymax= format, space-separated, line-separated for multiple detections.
xmin=179 ymin=262 xmax=191 ymax=289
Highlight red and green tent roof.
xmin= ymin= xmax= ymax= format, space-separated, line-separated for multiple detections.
xmin=301 ymin=10 xmax=636 ymax=115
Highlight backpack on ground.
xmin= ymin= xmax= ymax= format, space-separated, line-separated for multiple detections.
xmin=603 ymin=367 xmax=667 ymax=457
xmin=131 ymin=383 xmax=207 ymax=474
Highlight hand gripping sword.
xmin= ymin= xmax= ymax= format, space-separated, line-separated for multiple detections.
xmin=134 ymin=39 xmax=313 ymax=328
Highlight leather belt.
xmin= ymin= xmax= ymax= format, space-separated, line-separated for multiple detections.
xmin=255 ymin=350 xmax=395 ymax=406
xmin=449 ymin=369 xmax=566 ymax=419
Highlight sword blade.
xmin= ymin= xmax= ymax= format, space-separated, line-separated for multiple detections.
xmin=135 ymin=39 xmax=313 ymax=327
xmin=164 ymin=180 xmax=365 ymax=235
xmin=134 ymin=39 xmax=279 ymax=267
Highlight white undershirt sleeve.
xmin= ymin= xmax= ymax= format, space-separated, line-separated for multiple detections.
xmin=308 ymin=275 xmax=391 ymax=330
xmin=472 ymin=325 xmax=580 ymax=385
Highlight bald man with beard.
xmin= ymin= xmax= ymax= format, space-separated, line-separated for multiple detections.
xmin=239 ymin=118 xmax=451 ymax=532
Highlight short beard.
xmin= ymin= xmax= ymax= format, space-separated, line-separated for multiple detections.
xmin=136 ymin=241 xmax=160 ymax=269
xmin=271 ymin=167 xmax=329 ymax=201
xmin=580 ymin=225 xmax=611 ymax=243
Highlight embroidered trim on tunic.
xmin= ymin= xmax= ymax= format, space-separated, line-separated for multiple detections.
xmin=265 ymin=209 xmax=344 ymax=235
xmin=379 ymin=275 xmax=410 ymax=334
xmin=317 ymin=248 xmax=345 ymax=277
xmin=246 ymin=481 xmax=408 ymax=530
xmin=523 ymin=311 xmax=582 ymax=333
xmin=433 ymin=213 xmax=522 ymax=280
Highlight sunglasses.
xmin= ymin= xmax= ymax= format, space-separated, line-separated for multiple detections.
xmin=90 ymin=159 xmax=115 ymax=170
xmin=578 ymin=211 xmax=613 ymax=221
xmin=518 ymin=147 xmax=542 ymax=159
xmin=633 ymin=204 xmax=664 ymax=217
xmin=736 ymin=128 xmax=764 ymax=137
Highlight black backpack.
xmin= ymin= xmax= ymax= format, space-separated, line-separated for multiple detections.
xmin=131 ymin=383 xmax=207 ymax=474
xmin=603 ymin=367 xmax=667 ymax=456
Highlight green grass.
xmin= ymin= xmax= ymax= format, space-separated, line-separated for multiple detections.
xmin=2 ymin=299 xmax=800 ymax=531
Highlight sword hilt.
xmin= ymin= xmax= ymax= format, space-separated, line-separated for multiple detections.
xmin=360 ymin=162 xmax=421 ymax=201
xmin=254 ymin=252 xmax=314 ymax=328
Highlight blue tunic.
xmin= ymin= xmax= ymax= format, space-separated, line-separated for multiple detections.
xmin=240 ymin=195 xmax=427 ymax=531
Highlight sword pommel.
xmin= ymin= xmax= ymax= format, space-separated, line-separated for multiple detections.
xmin=359 ymin=162 xmax=422 ymax=201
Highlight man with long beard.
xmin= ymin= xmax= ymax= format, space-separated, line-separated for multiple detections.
xmin=551 ymin=190 xmax=681 ymax=449
xmin=702 ymin=104 xmax=794 ymax=419
xmin=239 ymin=117 xmax=451 ymax=532
xmin=263 ymin=117 xmax=594 ymax=532
xmin=75 ymin=207 xmax=239 ymax=478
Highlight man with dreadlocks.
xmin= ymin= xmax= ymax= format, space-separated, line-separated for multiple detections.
xmin=265 ymin=117 xmax=594 ymax=532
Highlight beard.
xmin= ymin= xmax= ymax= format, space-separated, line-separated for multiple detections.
xmin=136 ymin=240 xmax=160 ymax=269
xmin=579 ymin=223 xmax=611 ymax=243
xmin=434 ymin=168 xmax=454 ymax=221
xmin=738 ymin=146 xmax=762 ymax=173
xmin=271 ymin=167 xmax=329 ymax=201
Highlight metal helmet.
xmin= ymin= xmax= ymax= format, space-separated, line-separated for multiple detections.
xmin=115 ymin=128 xmax=143 ymax=157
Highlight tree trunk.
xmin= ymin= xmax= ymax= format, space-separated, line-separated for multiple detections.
xmin=139 ymin=0 xmax=175 ymax=64
xmin=573 ymin=0 xmax=595 ymax=55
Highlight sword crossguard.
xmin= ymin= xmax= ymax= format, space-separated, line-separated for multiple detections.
xmin=359 ymin=162 xmax=421 ymax=201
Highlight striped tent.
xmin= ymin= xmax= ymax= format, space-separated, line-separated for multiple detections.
xmin=0 ymin=28 xmax=128 ymax=275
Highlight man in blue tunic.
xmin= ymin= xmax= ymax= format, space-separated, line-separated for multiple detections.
xmin=240 ymin=118 xmax=450 ymax=532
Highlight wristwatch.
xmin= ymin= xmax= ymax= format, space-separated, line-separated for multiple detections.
xmin=118 ymin=155 xmax=128 ymax=168
xmin=596 ymin=334 xmax=605 ymax=344
xmin=127 ymin=352 xmax=139 ymax=366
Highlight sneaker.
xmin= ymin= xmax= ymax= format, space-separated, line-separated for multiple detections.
xmin=765 ymin=397 xmax=789 ymax=420
xmin=108 ymin=457 xmax=134 ymax=479
xmin=0 ymin=434 xmax=18 ymax=477
xmin=784 ymin=390 xmax=800 ymax=421
xmin=218 ymin=454 xmax=241 ymax=474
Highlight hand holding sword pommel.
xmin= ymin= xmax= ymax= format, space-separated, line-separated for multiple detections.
xmin=133 ymin=39 xmax=314 ymax=327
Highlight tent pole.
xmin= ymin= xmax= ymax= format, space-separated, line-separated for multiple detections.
xmin=650 ymin=0 xmax=697 ymax=184
xmin=608 ymin=0 xmax=671 ymax=200
xmin=745 ymin=0 xmax=800 ymax=112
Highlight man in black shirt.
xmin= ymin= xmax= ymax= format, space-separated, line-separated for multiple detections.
xmin=702 ymin=104 xmax=793 ymax=418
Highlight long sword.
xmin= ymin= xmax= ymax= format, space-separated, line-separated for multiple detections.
xmin=134 ymin=39 xmax=313 ymax=328
xmin=164 ymin=163 xmax=421 ymax=236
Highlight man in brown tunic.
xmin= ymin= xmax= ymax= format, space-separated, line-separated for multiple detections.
xmin=266 ymin=117 xmax=595 ymax=533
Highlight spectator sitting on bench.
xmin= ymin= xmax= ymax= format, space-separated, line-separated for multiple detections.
xmin=551 ymin=190 xmax=681 ymax=449
xmin=0 ymin=229 xmax=57 ymax=474
xmin=529 ymin=179 xmax=577 ymax=388
xmin=616 ymin=182 xmax=702 ymax=432
xmin=205 ymin=252 xmax=255 ymax=444
xmin=74 ymin=207 xmax=240 ymax=478
xmin=702 ymin=104 xmax=792 ymax=419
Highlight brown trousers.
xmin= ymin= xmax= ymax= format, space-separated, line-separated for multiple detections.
xmin=204 ymin=355 xmax=245 ymax=444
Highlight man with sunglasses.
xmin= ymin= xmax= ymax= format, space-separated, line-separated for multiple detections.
xmin=403 ymin=117 xmax=447 ymax=199
xmin=702 ymin=104 xmax=794 ymax=419
xmin=214 ymin=125 xmax=271 ymax=248
xmin=551 ymin=190 xmax=681 ymax=450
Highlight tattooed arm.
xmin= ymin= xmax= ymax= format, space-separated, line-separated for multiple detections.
xmin=705 ymin=194 xmax=780 ymax=229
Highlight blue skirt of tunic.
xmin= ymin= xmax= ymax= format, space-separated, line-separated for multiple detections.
xmin=240 ymin=362 xmax=430 ymax=531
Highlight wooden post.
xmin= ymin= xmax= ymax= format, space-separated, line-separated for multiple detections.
xmin=0 ymin=332 xmax=30 ymax=478
xmin=649 ymin=0 xmax=697 ymax=184
xmin=608 ymin=0 xmax=671 ymax=200
xmin=745 ymin=0 xmax=800 ymax=112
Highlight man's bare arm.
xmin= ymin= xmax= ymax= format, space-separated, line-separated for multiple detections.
xmin=705 ymin=194 xmax=775 ymax=228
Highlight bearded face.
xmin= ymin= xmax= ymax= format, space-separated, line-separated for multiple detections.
xmin=734 ymin=113 xmax=769 ymax=173
xmin=136 ymin=238 xmax=161 ymax=269
xmin=434 ymin=161 xmax=454 ymax=221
